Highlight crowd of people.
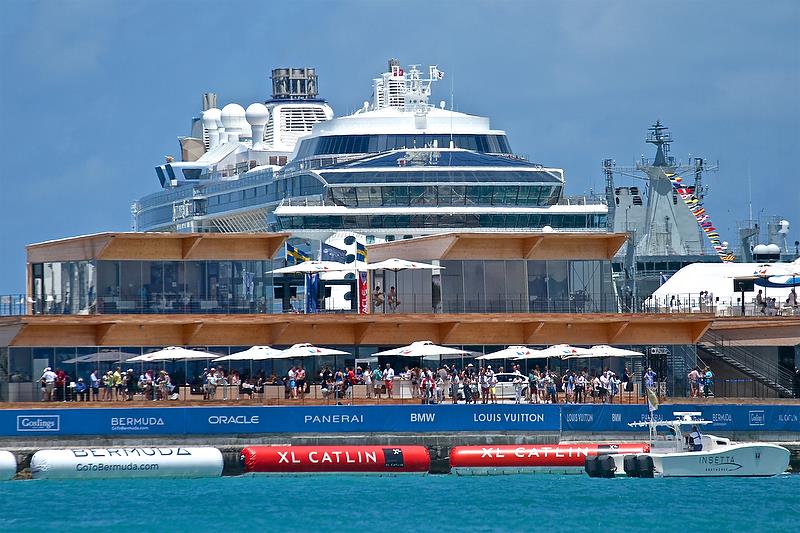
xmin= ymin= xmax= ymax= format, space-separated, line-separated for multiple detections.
xmin=39 ymin=366 xmax=180 ymax=402
xmin=40 ymin=362 xmax=718 ymax=404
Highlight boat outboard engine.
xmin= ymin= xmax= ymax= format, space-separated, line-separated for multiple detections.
xmin=623 ymin=455 xmax=640 ymax=477
xmin=636 ymin=455 xmax=655 ymax=478
xmin=598 ymin=455 xmax=617 ymax=478
xmin=584 ymin=456 xmax=601 ymax=477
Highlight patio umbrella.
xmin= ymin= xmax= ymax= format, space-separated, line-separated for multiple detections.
xmin=578 ymin=345 xmax=645 ymax=359
xmin=213 ymin=346 xmax=282 ymax=362
xmin=273 ymin=343 xmax=350 ymax=359
xmin=373 ymin=340 xmax=469 ymax=359
xmin=140 ymin=346 xmax=220 ymax=362
xmin=366 ymin=258 xmax=444 ymax=311
xmin=476 ymin=346 xmax=542 ymax=360
xmin=61 ymin=350 xmax=136 ymax=365
xmin=269 ymin=261 xmax=357 ymax=274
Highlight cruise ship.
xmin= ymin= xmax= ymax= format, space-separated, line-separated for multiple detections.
xmin=133 ymin=60 xmax=607 ymax=244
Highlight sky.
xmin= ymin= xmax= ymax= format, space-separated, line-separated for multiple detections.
xmin=0 ymin=0 xmax=798 ymax=293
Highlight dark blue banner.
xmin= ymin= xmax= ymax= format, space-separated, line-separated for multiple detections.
xmin=1 ymin=404 xmax=561 ymax=438
xmin=560 ymin=404 xmax=800 ymax=433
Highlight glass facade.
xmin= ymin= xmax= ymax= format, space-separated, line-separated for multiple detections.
xmin=295 ymin=134 xmax=512 ymax=159
xmin=31 ymin=260 xmax=275 ymax=314
xmin=327 ymin=184 xmax=561 ymax=207
xmin=318 ymin=170 xmax=561 ymax=185
xmin=277 ymin=213 xmax=607 ymax=231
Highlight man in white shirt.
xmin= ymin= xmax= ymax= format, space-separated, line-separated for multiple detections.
xmin=383 ymin=364 xmax=395 ymax=399
xmin=41 ymin=367 xmax=56 ymax=401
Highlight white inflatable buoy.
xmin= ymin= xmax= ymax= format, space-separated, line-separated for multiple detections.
xmin=31 ymin=447 xmax=223 ymax=480
xmin=0 ymin=451 xmax=17 ymax=480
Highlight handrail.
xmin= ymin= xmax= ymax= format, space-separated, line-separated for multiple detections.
xmin=701 ymin=329 xmax=794 ymax=395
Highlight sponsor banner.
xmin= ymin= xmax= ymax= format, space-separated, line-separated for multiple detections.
xmin=0 ymin=405 xmax=560 ymax=437
xmin=1 ymin=404 xmax=797 ymax=438
xmin=561 ymin=404 xmax=800 ymax=432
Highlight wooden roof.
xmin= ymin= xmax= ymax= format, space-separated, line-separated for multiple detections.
xmin=26 ymin=232 xmax=290 ymax=263
xmin=367 ymin=232 xmax=628 ymax=262
xmin=3 ymin=312 xmax=712 ymax=348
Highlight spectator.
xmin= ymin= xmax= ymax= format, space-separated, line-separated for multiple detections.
xmin=383 ymin=364 xmax=395 ymax=399
xmin=89 ymin=369 xmax=100 ymax=401
xmin=74 ymin=378 xmax=88 ymax=401
xmin=41 ymin=367 xmax=56 ymax=401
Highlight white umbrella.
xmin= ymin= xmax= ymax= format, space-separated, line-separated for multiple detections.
xmin=514 ymin=344 xmax=592 ymax=360
xmin=269 ymin=261 xmax=357 ymax=274
xmin=373 ymin=340 xmax=469 ymax=358
xmin=129 ymin=346 xmax=219 ymax=362
xmin=367 ymin=259 xmax=444 ymax=311
xmin=62 ymin=351 xmax=136 ymax=364
xmin=477 ymin=346 xmax=542 ymax=360
xmin=273 ymin=343 xmax=350 ymax=359
xmin=366 ymin=258 xmax=444 ymax=272
xmin=213 ymin=346 xmax=282 ymax=362
xmin=575 ymin=345 xmax=645 ymax=359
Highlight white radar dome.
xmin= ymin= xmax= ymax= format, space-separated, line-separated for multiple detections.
xmin=245 ymin=103 xmax=269 ymax=126
xmin=220 ymin=103 xmax=246 ymax=128
xmin=542 ymin=225 xmax=554 ymax=233
xmin=753 ymin=244 xmax=768 ymax=255
xmin=202 ymin=108 xmax=222 ymax=128
xmin=765 ymin=244 xmax=781 ymax=254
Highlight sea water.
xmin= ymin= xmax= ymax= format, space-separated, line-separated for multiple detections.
xmin=1 ymin=474 xmax=798 ymax=532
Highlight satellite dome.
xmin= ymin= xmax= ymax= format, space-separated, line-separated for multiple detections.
xmin=202 ymin=108 xmax=222 ymax=128
xmin=245 ymin=103 xmax=269 ymax=126
xmin=753 ymin=244 xmax=768 ymax=255
xmin=220 ymin=103 xmax=246 ymax=128
xmin=765 ymin=244 xmax=781 ymax=254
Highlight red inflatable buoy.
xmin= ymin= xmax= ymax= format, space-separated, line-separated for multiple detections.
xmin=241 ymin=445 xmax=430 ymax=473
xmin=450 ymin=443 xmax=650 ymax=469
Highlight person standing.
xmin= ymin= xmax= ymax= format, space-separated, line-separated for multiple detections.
xmin=296 ymin=365 xmax=306 ymax=401
xmin=372 ymin=366 xmax=382 ymax=400
xmin=512 ymin=371 xmax=523 ymax=404
xmin=703 ymin=367 xmax=714 ymax=398
xmin=383 ymin=364 xmax=395 ymax=399
xmin=89 ymin=369 xmax=100 ymax=401
xmin=488 ymin=366 xmax=498 ymax=404
xmin=363 ymin=366 xmax=373 ymax=399
xmin=450 ymin=368 xmax=460 ymax=404
xmin=41 ymin=367 xmax=56 ymax=401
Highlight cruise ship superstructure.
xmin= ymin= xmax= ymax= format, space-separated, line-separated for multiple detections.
xmin=133 ymin=60 xmax=607 ymax=242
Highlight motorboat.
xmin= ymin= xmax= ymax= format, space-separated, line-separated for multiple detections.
xmin=586 ymin=411 xmax=790 ymax=478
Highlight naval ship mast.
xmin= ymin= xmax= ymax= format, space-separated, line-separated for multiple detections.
xmin=604 ymin=121 xmax=736 ymax=307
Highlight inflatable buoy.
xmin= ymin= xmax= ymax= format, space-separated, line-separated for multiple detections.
xmin=31 ymin=447 xmax=223 ymax=480
xmin=0 ymin=451 xmax=17 ymax=480
xmin=241 ymin=446 xmax=430 ymax=473
xmin=451 ymin=443 xmax=649 ymax=475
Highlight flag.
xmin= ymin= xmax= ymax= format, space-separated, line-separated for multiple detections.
xmin=659 ymin=273 xmax=670 ymax=286
xmin=305 ymin=273 xmax=319 ymax=313
xmin=646 ymin=386 xmax=659 ymax=413
xmin=286 ymin=243 xmax=310 ymax=264
xmin=321 ymin=243 xmax=347 ymax=263
xmin=356 ymin=242 xmax=368 ymax=263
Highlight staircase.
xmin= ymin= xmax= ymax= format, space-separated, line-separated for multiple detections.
xmin=698 ymin=330 xmax=795 ymax=398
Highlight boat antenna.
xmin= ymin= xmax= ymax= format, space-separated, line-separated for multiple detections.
xmin=747 ymin=163 xmax=752 ymax=222
xmin=449 ymin=73 xmax=454 ymax=147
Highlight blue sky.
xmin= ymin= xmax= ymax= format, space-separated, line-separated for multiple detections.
xmin=0 ymin=0 xmax=798 ymax=293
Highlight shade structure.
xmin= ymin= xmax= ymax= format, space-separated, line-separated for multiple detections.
xmin=273 ymin=343 xmax=350 ymax=359
xmin=562 ymin=345 xmax=644 ymax=360
xmin=373 ymin=340 xmax=469 ymax=358
xmin=62 ymin=350 xmax=136 ymax=364
xmin=752 ymin=261 xmax=800 ymax=278
xmin=514 ymin=344 xmax=592 ymax=360
xmin=269 ymin=261 xmax=358 ymax=275
xmin=128 ymin=346 xmax=219 ymax=362
xmin=366 ymin=258 xmax=444 ymax=272
xmin=476 ymin=346 xmax=542 ymax=360
xmin=213 ymin=346 xmax=282 ymax=362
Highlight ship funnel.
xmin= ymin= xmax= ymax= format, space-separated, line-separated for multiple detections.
xmin=202 ymin=92 xmax=217 ymax=111
xmin=246 ymin=103 xmax=269 ymax=150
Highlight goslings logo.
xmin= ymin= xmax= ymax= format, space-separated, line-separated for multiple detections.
xmin=17 ymin=415 xmax=60 ymax=432
xmin=748 ymin=410 xmax=765 ymax=426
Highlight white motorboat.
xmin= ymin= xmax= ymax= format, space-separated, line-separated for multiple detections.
xmin=587 ymin=411 xmax=790 ymax=478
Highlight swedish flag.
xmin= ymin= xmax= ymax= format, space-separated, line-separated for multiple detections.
xmin=286 ymin=243 xmax=310 ymax=264
xmin=356 ymin=242 xmax=368 ymax=263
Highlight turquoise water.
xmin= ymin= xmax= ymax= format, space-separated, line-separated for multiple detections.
xmin=1 ymin=474 xmax=798 ymax=532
